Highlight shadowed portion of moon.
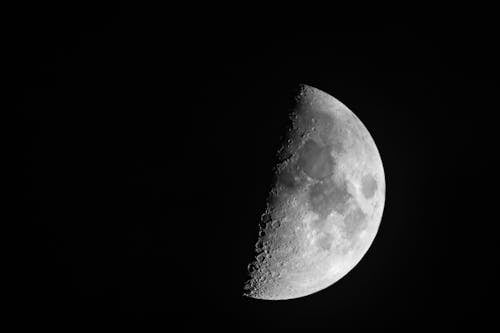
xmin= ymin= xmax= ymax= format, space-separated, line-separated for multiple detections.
xmin=244 ymin=84 xmax=385 ymax=300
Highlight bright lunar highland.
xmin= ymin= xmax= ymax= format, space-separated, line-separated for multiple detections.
xmin=244 ymin=84 xmax=385 ymax=300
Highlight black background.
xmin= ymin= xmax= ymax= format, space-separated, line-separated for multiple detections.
xmin=19 ymin=5 xmax=496 ymax=329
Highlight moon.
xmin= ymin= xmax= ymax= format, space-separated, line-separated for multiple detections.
xmin=243 ymin=84 xmax=385 ymax=300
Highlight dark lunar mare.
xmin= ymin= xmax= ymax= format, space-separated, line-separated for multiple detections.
xmin=309 ymin=178 xmax=351 ymax=218
xmin=343 ymin=206 xmax=367 ymax=239
xmin=274 ymin=127 xmax=351 ymax=220
xmin=296 ymin=140 xmax=335 ymax=180
xmin=316 ymin=232 xmax=335 ymax=251
xmin=361 ymin=174 xmax=377 ymax=199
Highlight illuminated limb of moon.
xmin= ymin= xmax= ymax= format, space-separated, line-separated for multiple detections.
xmin=244 ymin=85 xmax=385 ymax=300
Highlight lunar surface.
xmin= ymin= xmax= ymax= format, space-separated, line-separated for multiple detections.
xmin=243 ymin=84 xmax=385 ymax=300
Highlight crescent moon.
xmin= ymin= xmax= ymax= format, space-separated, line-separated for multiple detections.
xmin=244 ymin=84 xmax=386 ymax=300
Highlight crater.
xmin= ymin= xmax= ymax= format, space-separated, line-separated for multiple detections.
xmin=361 ymin=174 xmax=377 ymax=199
xmin=309 ymin=178 xmax=351 ymax=218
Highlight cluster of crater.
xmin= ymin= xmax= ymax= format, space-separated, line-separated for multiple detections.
xmin=275 ymin=137 xmax=351 ymax=217
xmin=274 ymin=135 xmax=374 ymax=248
xmin=265 ymin=108 xmax=377 ymax=261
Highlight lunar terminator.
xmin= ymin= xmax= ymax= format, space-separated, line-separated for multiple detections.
xmin=244 ymin=84 xmax=385 ymax=300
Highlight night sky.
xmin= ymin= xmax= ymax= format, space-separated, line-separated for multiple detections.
xmin=19 ymin=6 xmax=496 ymax=328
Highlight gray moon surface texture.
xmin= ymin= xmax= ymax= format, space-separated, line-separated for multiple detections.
xmin=243 ymin=84 xmax=385 ymax=300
